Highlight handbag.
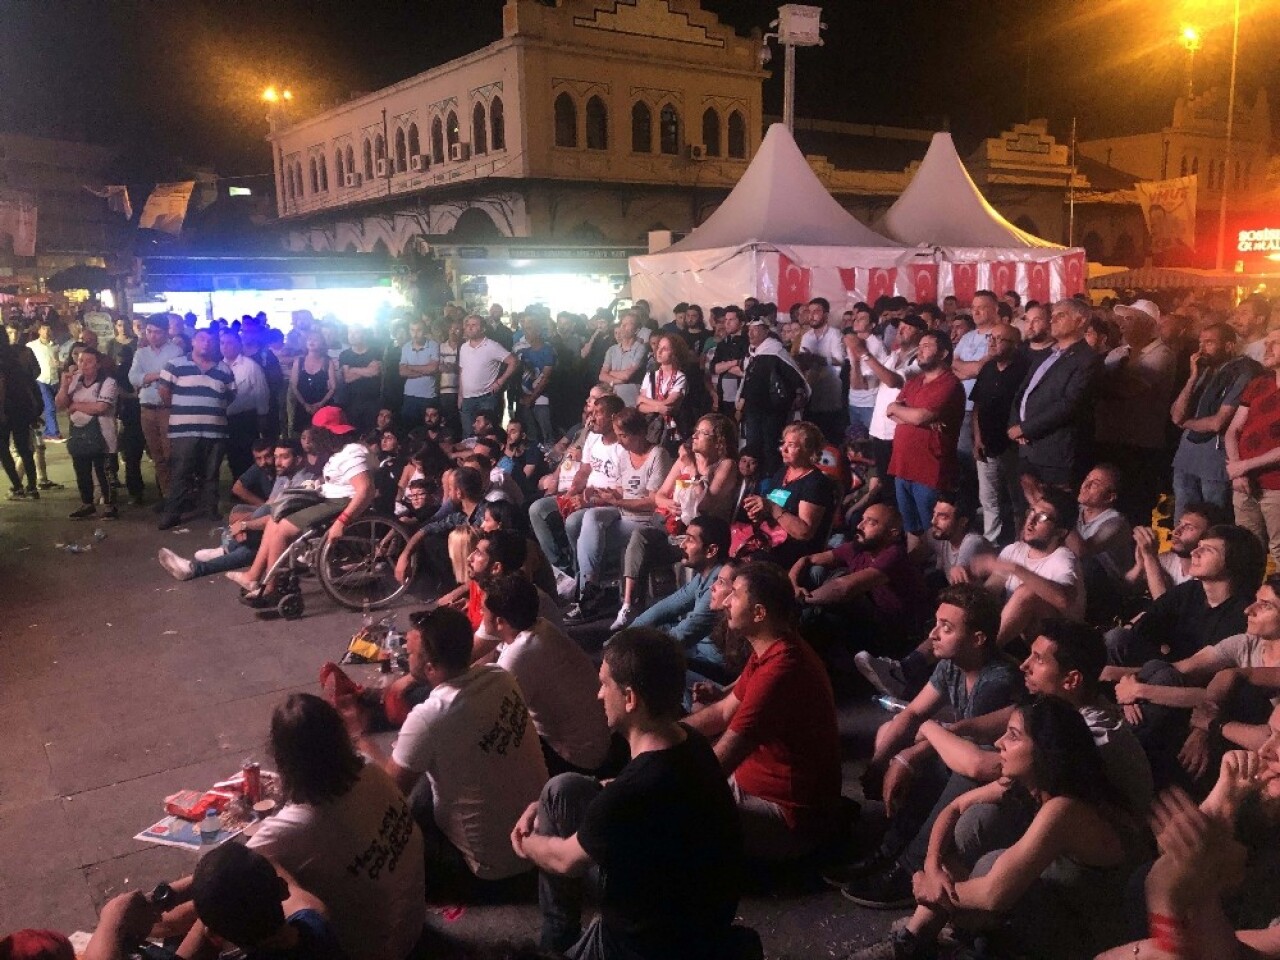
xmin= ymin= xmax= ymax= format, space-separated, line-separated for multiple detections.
xmin=729 ymin=520 xmax=788 ymax=558
xmin=66 ymin=415 xmax=107 ymax=459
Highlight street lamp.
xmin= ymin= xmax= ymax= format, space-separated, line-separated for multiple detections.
xmin=1179 ymin=25 xmax=1201 ymax=99
xmin=760 ymin=5 xmax=826 ymax=131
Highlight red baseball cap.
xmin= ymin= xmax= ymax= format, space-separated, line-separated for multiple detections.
xmin=310 ymin=406 xmax=355 ymax=434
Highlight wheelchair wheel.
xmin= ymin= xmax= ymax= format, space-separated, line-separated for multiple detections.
xmin=277 ymin=593 xmax=305 ymax=620
xmin=316 ymin=515 xmax=414 ymax=611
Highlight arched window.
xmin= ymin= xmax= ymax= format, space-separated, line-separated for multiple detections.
xmin=345 ymin=145 xmax=355 ymax=181
xmin=631 ymin=102 xmax=652 ymax=153
xmin=285 ymin=165 xmax=295 ymax=200
xmin=335 ymin=150 xmax=345 ymax=187
xmin=407 ymin=123 xmax=420 ymax=161
xmin=431 ymin=117 xmax=445 ymax=164
xmin=309 ymin=157 xmax=319 ymax=193
xmin=363 ymin=139 xmax=373 ymax=178
xmin=1179 ymin=155 xmax=1188 ymax=178
xmin=490 ymin=96 xmax=506 ymax=151
xmin=1191 ymin=156 xmax=1199 ymax=176
xmin=702 ymin=107 xmax=721 ymax=157
xmin=586 ymin=96 xmax=608 ymax=150
xmin=446 ymin=110 xmax=460 ymax=155
xmin=727 ymin=110 xmax=747 ymax=159
xmin=554 ymin=93 xmax=577 ymax=148
xmin=659 ymin=103 xmax=680 ymax=155
xmin=473 ymin=102 xmax=488 ymax=155
xmin=318 ymin=155 xmax=328 ymax=191
xmin=374 ymin=133 xmax=386 ymax=174
xmin=394 ymin=128 xmax=407 ymax=172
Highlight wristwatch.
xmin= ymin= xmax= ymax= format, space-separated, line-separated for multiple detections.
xmin=148 ymin=882 xmax=176 ymax=909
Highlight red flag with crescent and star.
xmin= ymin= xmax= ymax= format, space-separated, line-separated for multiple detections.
xmin=1025 ymin=261 xmax=1051 ymax=304
xmin=988 ymin=261 xmax=1017 ymax=298
xmin=777 ymin=254 xmax=811 ymax=311
xmin=905 ymin=263 xmax=937 ymax=303
xmin=1061 ymin=251 xmax=1086 ymax=296
xmin=864 ymin=267 xmax=898 ymax=304
xmin=951 ymin=262 xmax=978 ymax=305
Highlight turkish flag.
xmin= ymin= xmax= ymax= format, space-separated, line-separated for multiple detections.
xmin=905 ymin=263 xmax=938 ymax=304
xmin=951 ymin=262 xmax=978 ymax=305
xmin=989 ymin=261 xmax=1017 ymax=298
xmin=864 ymin=267 xmax=898 ymax=304
xmin=777 ymin=254 xmax=811 ymax=311
xmin=837 ymin=267 xmax=857 ymax=296
xmin=1061 ymin=251 xmax=1086 ymax=296
xmin=1025 ymin=260 xmax=1051 ymax=304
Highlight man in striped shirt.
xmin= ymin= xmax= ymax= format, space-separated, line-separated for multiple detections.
xmin=157 ymin=329 xmax=236 ymax=530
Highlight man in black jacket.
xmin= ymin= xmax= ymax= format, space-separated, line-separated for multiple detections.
xmin=738 ymin=317 xmax=807 ymax=477
xmin=1007 ymin=297 xmax=1101 ymax=489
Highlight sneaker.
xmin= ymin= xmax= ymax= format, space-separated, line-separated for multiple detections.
xmin=821 ymin=851 xmax=892 ymax=889
xmin=840 ymin=862 xmax=915 ymax=909
xmin=849 ymin=929 xmax=936 ymax=960
xmin=193 ymin=547 xmax=224 ymax=563
xmin=553 ymin=567 xmax=578 ymax=601
xmin=7 ymin=488 xmax=26 ymax=500
xmin=609 ymin=604 xmax=633 ymax=631
xmin=158 ymin=547 xmax=194 ymax=581
xmin=564 ymin=602 xmax=587 ymax=623
xmin=101 ymin=506 xmax=119 ymax=521
xmin=38 ymin=480 xmax=62 ymax=490
xmin=25 ymin=488 xmax=38 ymax=500
xmin=157 ymin=515 xmax=182 ymax=531
xmin=69 ymin=504 xmax=96 ymax=520
xmin=855 ymin=651 xmax=907 ymax=698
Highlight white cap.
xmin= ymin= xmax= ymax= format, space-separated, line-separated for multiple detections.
xmin=1114 ymin=299 xmax=1160 ymax=324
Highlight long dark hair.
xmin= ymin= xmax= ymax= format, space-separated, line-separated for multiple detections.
xmin=1016 ymin=695 xmax=1117 ymax=806
xmin=269 ymin=693 xmax=363 ymax=805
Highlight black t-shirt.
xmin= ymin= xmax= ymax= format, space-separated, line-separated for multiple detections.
xmin=235 ymin=464 xmax=275 ymax=502
xmin=763 ymin=467 xmax=836 ymax=568
xmin=970 ymin=354 xmax=1030 ymax=456
xmin=577 ymin=727 xmax=742 ymax=959
xmin=339 ymin=348 xmax=382 ymax=405
xmin=1128 ymin=579 xmax=1249 ymax=663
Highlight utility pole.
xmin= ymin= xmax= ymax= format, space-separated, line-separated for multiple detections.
xmin=761 ymin=5 xmax=825 ymax=132
xmin=1068 ymin=116 xmax=1077 ymax=246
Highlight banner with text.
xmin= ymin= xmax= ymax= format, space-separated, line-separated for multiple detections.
xmin=1135 ymin=175 xmax=1197 ymax=259
xmin=139 ymin=181 xmax=196 ymax=235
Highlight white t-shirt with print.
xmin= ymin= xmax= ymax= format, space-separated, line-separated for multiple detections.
xmin=998 ymin=541 xmax=1087 ymax=620
xmin=580 ymin=431 xmax=621 ymax=490
xmin=497 ymin=619 xmax=611 ymax=771
xmin=247 ymin=762 xmax=425 ymax=960
xmin=612 ymin=445 xmax=672 ymax=521
xmin=391 ymin=664 xmax=547 ymax=879
xmin=321 ymin=442 xmax=371 ymax=499
xmin=68 ymin=373 xmax=119 ymax=451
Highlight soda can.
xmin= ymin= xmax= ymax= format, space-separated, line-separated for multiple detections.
xmin=241 ymin=761 xmax=262 ymax=803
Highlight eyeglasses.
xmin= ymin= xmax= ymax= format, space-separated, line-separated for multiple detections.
xmin=1028 ymin=511 xmax=1056 ymax=525
xmin=986 ymin=335 xmax=1019 ymax=344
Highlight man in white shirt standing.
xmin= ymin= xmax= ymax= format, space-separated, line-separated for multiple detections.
xmin=799 ymin=296 xmax=845 ymax=372
xmin=220 ymin=329 xmax=269 ymax=483
xmin=951 ymin=289 xmax=1001 ymax=497
xmin=398 ymin=317 xmax=440 ymax=430
xmin=458 ymin=313 xmax=517 ymax=434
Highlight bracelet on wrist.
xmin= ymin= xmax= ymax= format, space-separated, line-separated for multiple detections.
xmin=890 ymin=754 xmax=914 ymax=773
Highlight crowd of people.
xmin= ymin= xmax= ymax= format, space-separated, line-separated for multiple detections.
xmin=6 ymin=286 xmax=1280 ymax=960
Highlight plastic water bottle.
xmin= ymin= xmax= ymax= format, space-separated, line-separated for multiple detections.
xmin=873 ymin=695 xmax=909 ymax=714
xmin=361 ymin=600 xmax=373 ymax=631
xmin=199 ymin=809 xmax=220 ymax=844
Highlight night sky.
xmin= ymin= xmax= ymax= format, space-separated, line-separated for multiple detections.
xmin=2 ymin=0 xmax=1276 ymax=182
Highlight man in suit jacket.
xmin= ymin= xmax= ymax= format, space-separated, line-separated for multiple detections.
xmin=1007 ymin=298 xmax=1100 ymax=490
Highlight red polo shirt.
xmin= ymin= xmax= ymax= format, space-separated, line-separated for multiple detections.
xmin=729 ymin=635 xmax=841 ymax=826
xmin=888 ymin=369 xmax=966 ymax=489
xmin=1238 ymin=374 xmax=1280 ymax=490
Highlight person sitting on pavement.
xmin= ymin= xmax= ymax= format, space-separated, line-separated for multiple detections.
xmin=395 ymin=465 xmax=488 ymax=590
xmin=1102 ymin=523 xmax=1263 ymax=667
xmin=158 ymin=437 xmax=316 ymax=582
xmin=789 ymin=501 xmax=927 ymax=657
xmin=481 ymin=574 xmax=612 ymax=777
xmin=509 ymin=627 xmax=748 ymax=959
xmin=684 ymin=562 xmax=843 ymax=860
xmin=739 ymin=420 xmax=837 ymax=570
xmin=1066 ymin=464 xmax=1134 ymax=623
xmin=918 ymin=492 xmax=988 ymax=595
xmin=230 ymin=439 xmax=277 ymax=507
xmin=227 ymin=407 xmax=372 ymax=605
xmin=344 ymin=607 xmax=548 ymax=890
xmin=1123 ymin=500 xmax=1222 ymax=602
xmin=851 ymin=697 xmax=1142 ymax=960
xmin=830 ymin=584 xmax=1023 ymax=908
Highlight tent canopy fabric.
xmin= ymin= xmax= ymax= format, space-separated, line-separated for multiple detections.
xmin=879 ymin=133 xmax=1062 ymax=249
xmin=664 ymin=123 xmax=899 ymax=254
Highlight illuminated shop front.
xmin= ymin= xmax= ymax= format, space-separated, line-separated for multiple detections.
xmin=434 ymin=243 xmax=640 ymax=316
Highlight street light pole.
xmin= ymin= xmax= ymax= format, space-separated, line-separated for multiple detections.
xmin=783 ymin=41 xmax=797 ymax=130
xmin=762 ymin=5 xmax=825 ymax=132
xmin=1215 ymin=0 xmax=1240 ymax=271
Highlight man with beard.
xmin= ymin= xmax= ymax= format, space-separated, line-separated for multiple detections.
xmin=737 ymin=317 xmax=808 ymax=477
xmin=1124 ymin=501 xmax=1221 ymax=601
xmin=866 ymin=314 xmax=926 ymax=488
xmin=789 ymin=502 xmax=926 ymax=655
xmin=1019 ymin=301 xmax=1054 ymax=362
xmin=708 ymin=305 xmax=749 ymax=412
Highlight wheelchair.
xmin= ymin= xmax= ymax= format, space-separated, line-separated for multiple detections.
xmin=249 ymin=512 xmax=417 ymax=619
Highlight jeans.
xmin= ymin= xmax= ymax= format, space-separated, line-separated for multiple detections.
xmin=1172 ymin=468 xmax=1231 ymax=521
xmin=163 ymin=436 xmax=226 ymax=521
xmin=0 ymin=422 xmax=37 ymax=491
xmin=894 ymin=477 xmax=939 ymax=535
xmin=848 ymin=404 xmax=875 ymax=431
xmin=975 ymin=446 xmax=1019 ymax=544
xmin=533 ymin=773 xmax=605 ymax=953
xmin=37 ymin=382 xmax=59 ymax=437
xmin=519 ymin=403 xmax=554 ymax=445
xmin=72 ymin=453 xmax=113 ymax=507
xmin=573 ymin=507 xmax=655 ymax=586
xmin=460 ymin=392 xmax=499 ymax=433
xmin=529 ymin=496 xmax=583 ymax=573
xmin=1232 ymin=486 xmax=1280 ymax=569
xmin=192 ymin=541 xmax=255 ymax=578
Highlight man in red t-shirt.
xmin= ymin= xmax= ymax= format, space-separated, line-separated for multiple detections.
xmin=1226 ymin=329 xmax=1280 ymax=566
xmin=887 ymin=330 xmax=966 ymax=551
xmin=685 ymin=562 xmax=842 ymax=860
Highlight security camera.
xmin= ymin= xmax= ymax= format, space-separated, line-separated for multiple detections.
xmin=759 ymin=43 xmax=772 ymax=67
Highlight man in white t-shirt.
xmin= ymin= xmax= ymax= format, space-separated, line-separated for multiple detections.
xmin=1066 ymin=464 xmax=1133 ymax=621
xmin=799 ymin=296 xmax=844 ymax=372
xmin=843 ymin=305 xmax=886 ymax=430
xmin=951 ymin=290 xmax=1000 ymax=492
xmin=976 ymin=485 xmax=1086 ymax=647
xmin=458 ymin=313 xmax=517 ymax=432
xmin=1125 ymin=502 xmax=1216 ymax=601
xmin=348 ymin=606 xmax=548 ymax=884
xmin=924 ymin=492 xmax=988 ymax=588
xmin=483 ymin=574 xmax=612 ymax=774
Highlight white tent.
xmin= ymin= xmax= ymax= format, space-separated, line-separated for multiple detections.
xmin=630 ymin=124 xmax=920 ymax=316
xmin=878 ymin=132 xmax=1086 ymax=302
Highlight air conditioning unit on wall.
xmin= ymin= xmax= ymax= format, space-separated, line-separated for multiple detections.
xmin=687 ymin=144 xmax=707 ymax=161
xmin=375 ymin=158 xmax=388 ymax=177
xmin=410 ymin=154 xmax=430 ymax=172
xmin=450 ymin=142 xmax=471 ymax=162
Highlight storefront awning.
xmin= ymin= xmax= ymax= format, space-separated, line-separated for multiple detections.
xmin=1087 ymin=266 xmax=1280 ymax=289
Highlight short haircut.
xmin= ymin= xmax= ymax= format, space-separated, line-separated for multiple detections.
xmin=191 ymin=844 xmax=285 ymax=947
xmin=483 ymin=573 xmax=540 ymax=632
xmin=735 ymin=561 xmax=799 ymax=628
xmin=689 ymin=514 xmax=731 ymax=557
xmin=1037 ymin=485 xmax=1078 ymax=532
xmin=594 ymin=392 xmax=626 ymax=420
xmin=1053 ymin=297 xmax=1091 ymax=323
xmin=483 ymin=498 xmax=519 ymax=529
xmin=808 ymin=296 xmax=830 ymax=313
xmin=604 ymin=627 xmax=686 ymax=720
xmin=1004 ymin=290 xmax=1021 ymax=306
xmin=145 ymin=315 xmax=167 ymax=329
xmin=921 ymin=329 xmax=954 ymax=361
xmin=1181 ymin=501 xmax=1227 ymax=527
xmin=933 ymin=490 xmax=975 ymax=525
xmin=409 ymin=607 xmax=474 ymax=673
xmin=783 ymin=420 xmax=824 ymax=458
xmin=269 ymin=693 xmax=363 ymax=805
xmin=613 ymin=407 xmax=649 ymax=437
xmin=274 ymin=436 xmax=304 ymax=457
xmin=251 ymin=438 xmax=273 ymax=455
xmin=407 ymin=478 xmax=430 ymax=492
xmin=1207 ymin=523 xmax=1267 ymax=595
xmin=1036 ymin=618 xmax=1105 ymax=694
xmin=480 ymin=527 xmax=527 ymax=573
xmin=936 ymin=583 xmax=1002 ymax=643
xmin=972 ymin=289 xmax=998 ymax=306
xmin=1203 ymin=321 xmax=1238 ymax=344
xmin=1089 ymin=462 xmax=1122 ymax=495
xmin=453 ymin=465 xmax=486 ymax=501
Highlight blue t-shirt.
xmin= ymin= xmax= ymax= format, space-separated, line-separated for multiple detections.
xmin=518 ymin=343 xmax=556 ymax=405
xmin=400 ymin=340 xmax=440 ymax=399
xmin=244 ymin=909 xmax=348 ymax=960
xmin=928 ymin=655 xmax=1023 ymax=719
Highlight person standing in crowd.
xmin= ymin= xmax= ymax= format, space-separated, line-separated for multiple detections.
xmin=866 ymin=313 xmax=926 ymax=484
xmin=56 ymin=347 xmax=119 ymax=521
xmin=397 ymin=317 xmax=439 ymax=430
xmin=157 ymin=329 xmax=236 ymax=530
xmin=887 ymin=331 xmax=966 ymax=552
xmin=1232 ymin=292 xmax=1270 ymax=362
xmin=26 ymin=320 xmax=63 ymax=442
xmin=108 ymin=317 xmax=145 ymax=505
xmin=241 ymin=323 xmax=284 ymax=442
xmin=598 ymin=309 xmax=648 ymax=409
xmin=288 ymin=331 xmax=337 ymax=434
xmin=458 ymin=313 xmax=517 ymax=431
xmin=844 ymin=304 xmax=887 ymax=431
xmin=129 ymin=316 xmax=185 ymax=504
xmin=951 ymin=290 xmax=1002 ymax=494
xmin=0 ymin=334 xmax=41 ymax=500
xmin=516 ymin=314 xmax=556 ymax=445
xmin=1171 ymin=323 xmax=1260 ymax=520
xmin=970 ymin=323 xmax=1028 ymax=545
xmin=337 ymin=326 xmax=383 ymax=433
xmin=708 ymin=304 xmax=748 ymax=414
xmin=435 ymin=315 xmax=464 ymax=438
xmin=1226 ymin=328 xmax=1280 ymax=567
xmin=220 ymin=330 xmax=270 ymax=484
xmin=1008 ymin=297 xmax=1101 ymax=490
xmin=738 ymin=316 xmax=807 ymax=477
